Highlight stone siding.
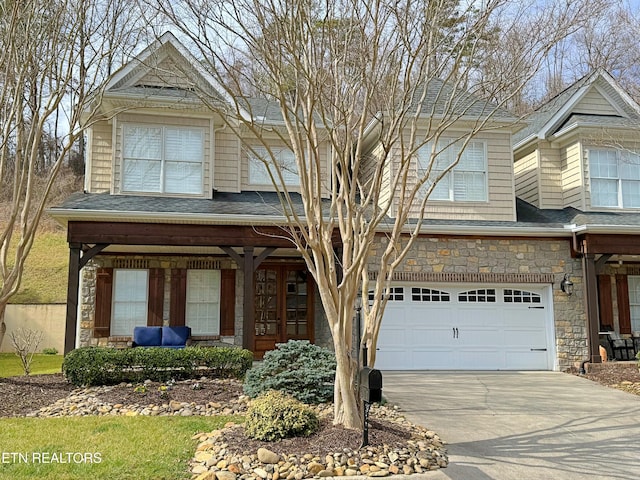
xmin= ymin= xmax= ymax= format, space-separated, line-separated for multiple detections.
xmin=367 ymin=235 xmax=587 ymax=371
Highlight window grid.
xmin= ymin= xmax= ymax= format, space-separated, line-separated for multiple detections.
xmin=122 ymin=124 xmax=204 ymax=195
xmin=417 ymin=139 xmax=487 ymax=202
xmin=589 ymin=148 xmax=640 ymax=208
xmin=503 ymin=289 xmax=541 ymax=303
xmin=458 ymin=289 xmax=496 ymax=303
xmin=186 ymin=270 xmax=221 ymax=336
xmin=111 ymin=269 xmax=148 ymax=336
xmin=629 ymin=276 xmax=640 ymax=333
xmin=411 ymin=287 xmax=451 ymax=302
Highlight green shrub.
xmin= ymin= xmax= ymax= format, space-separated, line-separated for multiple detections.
xmin=62 ymin=346 xmax=253 ymax=386
xmin=245 ymin=390 xmax=319 ymax=441
xmin=244 ymin=340 xmax=336 ymax=404
xmin=42 ymin=347 xmax=59 ymax=355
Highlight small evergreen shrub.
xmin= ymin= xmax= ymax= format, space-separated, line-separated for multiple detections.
xmin=244 ymin=340 xmax=336 ymax=404
xmin=42 ymin=348 xmax=59 ymax=355
xmin=245 ymin=390 xmax=319 ymax=441
xmin=62 ymin=346 xmax=253 ymax=386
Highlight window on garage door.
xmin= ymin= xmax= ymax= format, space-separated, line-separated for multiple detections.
xmin=368 ymin=287 xmax=405 ymax=302
xmin=458 ymin=288 xmax=496 ymax=302
xmin=503 ymin=289 xmax=541 ymax=303
xmin=411 ymin=287 xmax=451 ymax=302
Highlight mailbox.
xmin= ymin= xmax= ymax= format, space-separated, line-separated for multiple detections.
xmin=359 ymin=367 xmax=382 ymax=403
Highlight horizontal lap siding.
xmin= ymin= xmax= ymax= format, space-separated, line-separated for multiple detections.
xmin=514 ymin=150 xmax=539 ymax=206
xmin=562 ymin=142 xmax=584 ymax=209
xmin=573 ymin=89 xmax=619 ymax=116
xmin=214 ymin=129 xmax=240 ymax=192
xmin=539 ymin=143 xmax=564 ymax=209
xmin=88 ymin=120 xmax=113 ymax=193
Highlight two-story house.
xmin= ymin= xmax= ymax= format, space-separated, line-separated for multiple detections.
xmin=513 ymin=69 xmax=640 ymax=363
xmin=51 ymin=34 xmax=639 ymax=371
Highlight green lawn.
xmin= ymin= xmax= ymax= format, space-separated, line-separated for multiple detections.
xmin=8 ymin=231 xmax=68 ymax=304
xmin=0 ymin=353 xmax=63 ymax=378
xmin=0 ymin=415 xmax=242 ymax=480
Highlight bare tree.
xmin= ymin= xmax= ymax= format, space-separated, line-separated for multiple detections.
xmin=0 ymin=0 xmax=144 ymax=349
xmin=151 ymin=0 xmax=597 ymax=428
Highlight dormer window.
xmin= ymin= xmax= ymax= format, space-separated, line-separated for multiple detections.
xmin=122 ymin=124 xmax=204 ymax=195
xmin=418 ymin=139 xmax=487 ymax=202
xmin=589 ymin=148 xmax=640 ymax=208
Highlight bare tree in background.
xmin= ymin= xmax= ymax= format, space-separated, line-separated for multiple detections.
xmin=0 ymin=0 xmax=144 ymax=349
xmin=151 ymin=0 xmax=597 ymax=428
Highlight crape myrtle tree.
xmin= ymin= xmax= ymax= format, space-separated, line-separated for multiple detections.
xmin=151 ymin=0 xmax=596 ymax=428
xmin=0 ymin=0 xmax=145 ymax=349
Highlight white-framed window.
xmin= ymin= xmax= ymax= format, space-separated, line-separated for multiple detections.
xmin=122 ymin=124 xmax=204 ymax=195
xmin=248 ymin=146 xmax=300 ymax=186
xmin=186 ymin=270 xmax=221 ymax=336
xmin=629 ymin=276 xmax=640 ymax=333
xmin=417 ymin=139 xmax=487 ymax=201
xmin=111 ymin=269 xmax=148 ymax=336
xmin=589 ymin=148 xmax=640 ymax=208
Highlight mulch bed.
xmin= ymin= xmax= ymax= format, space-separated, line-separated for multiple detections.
xmin=0 ymin=374 xmax=75 ymax=417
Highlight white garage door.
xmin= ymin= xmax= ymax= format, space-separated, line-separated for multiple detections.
xmin=375 ymin=285 xmax=554 ymax=370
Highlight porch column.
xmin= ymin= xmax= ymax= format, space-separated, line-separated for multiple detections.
xmin=64 ymin=243 xmax=81 ymax=355
xmin=582 ymin=252 xmax=602 ymax=363
xmin=243 ymin=246 xmax=255 ymax=351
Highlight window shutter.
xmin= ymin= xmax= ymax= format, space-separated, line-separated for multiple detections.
xmin=220 ymin=269 xmax=236 ymax=336
xmin=94 ymin=268 xmax=113 ymax=338
xmin=597 ymin=275 xmax=613 ymax=330
xmin=148 ymin=268 xmax=165 ymax=326
xmin=170 ymin=269 xmax=187 ymax=327
xmin=616 ymin=275 xmax=632 ymax=334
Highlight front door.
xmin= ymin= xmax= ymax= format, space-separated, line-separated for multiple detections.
xmin=254 ymin=265 xmax=314 ymax=358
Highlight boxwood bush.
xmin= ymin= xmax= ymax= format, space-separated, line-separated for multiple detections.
xmin=63 ymin=346 xmax=253 ymax=386
xmin=244 ymin=340 xmax=336 ymax=404
xmin=245 ymin=390 xmax=319 ymax=441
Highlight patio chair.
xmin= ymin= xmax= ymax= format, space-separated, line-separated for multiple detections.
xmin=607 ymin=332 xmax=635 ymax=361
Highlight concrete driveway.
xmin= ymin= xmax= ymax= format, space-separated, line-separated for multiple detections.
xmin=381 ymin=371 xmax=640 ymax=480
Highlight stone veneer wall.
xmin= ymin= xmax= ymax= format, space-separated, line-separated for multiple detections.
xmin=366 ymin=235 xmax=587 ymax=371
xmin=79 ymin=255 xmax=329 ymax=352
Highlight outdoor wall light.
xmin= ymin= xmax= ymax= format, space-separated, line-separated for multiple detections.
xmin=560 ymin=273 xmax=574 ymax=296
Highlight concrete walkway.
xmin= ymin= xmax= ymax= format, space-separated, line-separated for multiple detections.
xmin=382 ymin=371 xmax=640 ymax=480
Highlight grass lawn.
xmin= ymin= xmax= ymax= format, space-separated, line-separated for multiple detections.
xmin=0 ymin=353 xmax=64 ymax=378
xmin=0 ymin=415 xmax=242 ymax=480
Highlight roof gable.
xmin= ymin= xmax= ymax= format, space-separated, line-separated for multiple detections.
xmin=104 ymin=32 xmax=245 ymax=116
xmin=514 ymin=70 xmax=640 ymax=148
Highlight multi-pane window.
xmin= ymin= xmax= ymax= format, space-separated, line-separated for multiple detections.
xmin=589 ymin=149 xmax=640 ymax=208
xmin=504 ymin=289 xmax=542 ymax=303
xmin=123 ymin=125 xmax=204 ymax=195
xmin=458 ymin=288 xmax=496 ymax=303
xmin=629 ymin=276 xmax=640 ymax=333
xmin=186 ymin=270 xmax=221 ymax=335
xmin=411 ymin=287 xmax=451 ymax=302
xmin=417 ymin=139 xmax=487 ymax=201
xmin=111 ymin=269 xmax=148 ymax=336
xmin=249 ymin=146 xmax=300 ymax=186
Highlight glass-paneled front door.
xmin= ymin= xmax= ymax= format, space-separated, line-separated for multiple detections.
xmin=254 ymin=265 xmax=314 ymax=358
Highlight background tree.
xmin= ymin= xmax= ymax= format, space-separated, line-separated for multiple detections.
xmin=0 ymin=0 xmax=145 ymax=349
xmin=151 ymin=0 xmax=601 ymax=429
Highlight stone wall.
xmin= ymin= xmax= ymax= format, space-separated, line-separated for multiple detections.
xmin=366 ymin=235 xmax=587 ymax=371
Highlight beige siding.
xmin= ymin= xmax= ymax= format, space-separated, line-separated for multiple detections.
xmin=400 ymin=129 xmax=516 ymax=221
xmin=573 ymin=88 xmax=619 ymax=116
xmin=538 ymin=143 xmax=563 ymax=209
xmin=514 ymin=149 xmax=539 ymax=206
xmin=214 ymin=128 xmax=241 ymax=192
xmin=113 ymin=113 xmax=213 ymax=197
xmin=88 ymin=120 xmax=113 ymax=193
xmin=136 ymin=56 xmax=189 ymax=88
xmin=562 ymin=141 xmax=584 ymax=208
xmin=240 ymin=130 xmax=331 ymax=196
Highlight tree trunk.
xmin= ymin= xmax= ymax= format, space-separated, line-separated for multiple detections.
xmin=332 ymin=332 xmax=361 ymax=429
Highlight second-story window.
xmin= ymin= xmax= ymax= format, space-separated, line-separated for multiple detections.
xmin=589 ymin=148 xmax=640 ymax=208
xmin=249 ymin=146 xmax=300 ymax=186
xmin=417 ymin=139 xmax=487 ymax=202
xmin=122 ymin=125 xmax=204 ymax=195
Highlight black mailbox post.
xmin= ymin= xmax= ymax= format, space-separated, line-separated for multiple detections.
xmin=359 ymin=367 xmax=382 ymax=447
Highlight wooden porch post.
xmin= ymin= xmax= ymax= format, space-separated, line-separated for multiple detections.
xmin=582 ymin=252 xmax=602 ymax=363
xmin=64 ymin=243 xmax=81 ymax=355
xmin=243 ymin=246 xmax=255 ymax=351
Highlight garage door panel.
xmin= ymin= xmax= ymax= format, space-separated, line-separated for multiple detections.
xmin=377 ymin=285 xmax=552 ymax=371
